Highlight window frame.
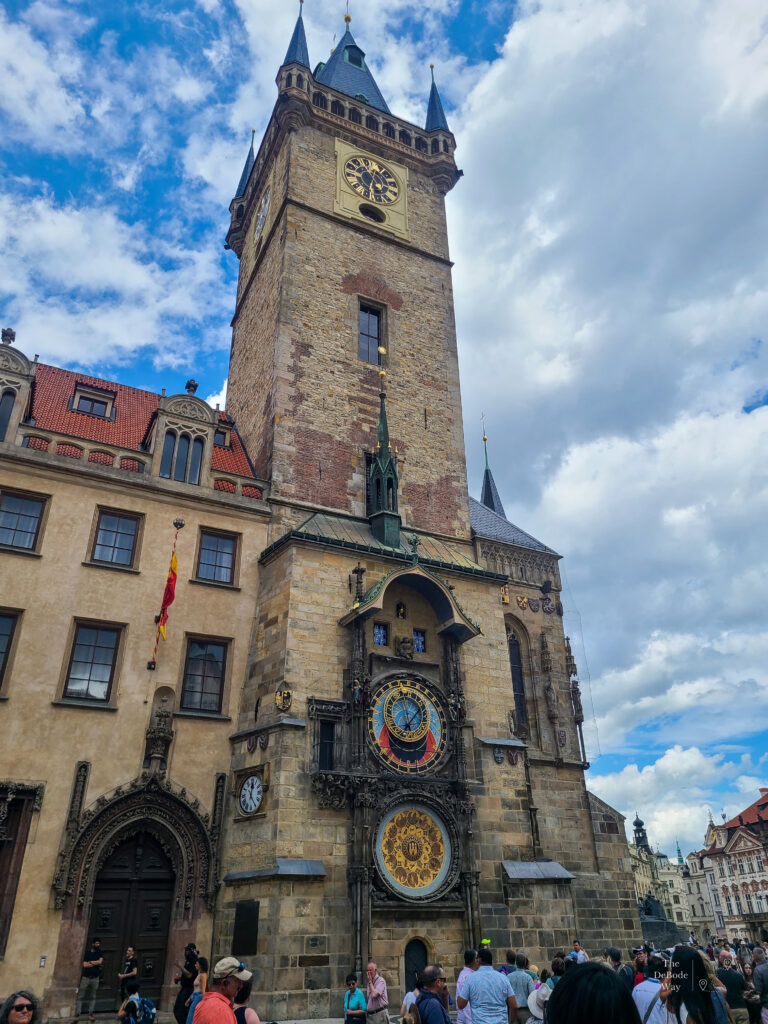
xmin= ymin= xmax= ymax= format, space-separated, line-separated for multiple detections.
xmin=0 ymin=609 xmax=21 ymax=695
xmin=179 ymin=635 xmax=230 ymax=715
xmin=0 ymin=388 xmax=17 ymax=442
xmin=89 ymin=508 xmax=141 ymax=569
xmin=194 ymin=528 xmax=239 ymax=587
xmin=359 ymin=302 xmax=384 ymax=366
xmin=62 ymin=620 xmax=122 ymax=704
xmin=0 ymin=487 xmax=48 ymax=554
xmin=71 ymin=385 xmax=115 ymax=420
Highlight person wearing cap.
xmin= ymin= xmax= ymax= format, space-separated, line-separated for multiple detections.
xmin=194 ymin=958 xmax=252 ymax=1024
xmin=527 ymin=984 xmax=550 ymax=1021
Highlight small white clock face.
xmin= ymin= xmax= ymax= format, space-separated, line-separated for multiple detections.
xmin=254 ymin=186 xmax=271 ymax=241
xmin=238 ymin=774 xmax=263 ymax=815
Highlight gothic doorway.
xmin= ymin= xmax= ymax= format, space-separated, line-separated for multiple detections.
xmin=403 ymin=939 xmax=428 ymax=994
xmin=87 ymin=832 xmax=174 ymax=1011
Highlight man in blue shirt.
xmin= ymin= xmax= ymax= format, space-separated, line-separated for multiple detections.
xmin=415 ymin=966 xmax=451 ymax=1024
xmin=506 ymin=954 xmax=534 ymax=1007
xmin=457 ymin=948 xmax=517 ymax=1024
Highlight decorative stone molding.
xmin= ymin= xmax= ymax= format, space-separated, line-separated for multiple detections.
xmin=161 ymin=394 xmax=216 ymax=425
xmin=52 ymin=770 xmax=220 ymax=915
xmin=0 ymin=346 xmax=32 ymax=376
xmin=0 ymin=781 xmax=45 ymax=839
xmin=478 ymin=544 xmax=561 ymax=589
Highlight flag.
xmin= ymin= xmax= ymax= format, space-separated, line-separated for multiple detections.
xmin=157 ymin=551 xmax=178 ymax=641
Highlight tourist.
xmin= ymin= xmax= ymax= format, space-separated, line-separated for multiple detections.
xmin=635 ymin=951 xmax=648 ymax=986
xmin=546 ymin=962 xmax=640 ymax=1023
xmin=751 ymin=947 xmax=768 ymax=1023
xmin=526 ymin=985 xmax=551 ymax=1021
xmin=665 ymin=945 xmax=730 ymax=1024
xmin=194 ymin=958 xmax=251 ymax=1024
xmin=174 ymin=944 xmax=199 ymax=1024
xmin=186 ymin=956 xmax=209 ymax=1024
xmin=0 ymin=992 xmax=40 ymax=1024
xmin=118 ymin=946 xmax=139 ymax=1005
xmin=741 ymin=963 xmax=762 ymax=1024
xmin=366 ymin=962 xmax=389 ymax=1024
xmin=73 ymin=937 xmax=103 ymax=1024
xmin=570 ymin=940 xmax=589 ymax=964
xmin=497 ymin=951 xmax=515 ymax=977
xmin=415 ymin=966 xmax=451 ymax=1024
xmin=456 ymin=947 xmax=517 ymax=1024
xmin=537 ymin=970 xmax=550 ymax=989
xmin=716 ymin=951 xmax=748 ymax=1024
xmin=606 ymin=947 xmax=635 ymax=991
xmin=232 ymin=977 xmax=261 ymax=1024
xmin=456 ymin=950 xmax=479 ymax=1024
xmin=507 ymin=953 xmax=534 ymax=1007
xmin=548 ymin=958 xmax=565 ymax=989
xmin=401 ymin=974 xmax=420 ymax=1018
xmin=632 ymin=954 xmax=667 ymax=1024
xmin=345 ymin=974 xmax=366 ymax=1024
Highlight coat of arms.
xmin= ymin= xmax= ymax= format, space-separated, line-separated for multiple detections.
xmin=275 ymin=688 xmax=293 ymax=712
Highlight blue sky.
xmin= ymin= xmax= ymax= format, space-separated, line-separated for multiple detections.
xmin=2 ymin=0 xmax=767 ymax=858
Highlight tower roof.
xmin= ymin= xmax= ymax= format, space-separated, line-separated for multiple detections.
xmin=480 ymin=432 xmax=506 ymax=518
xmin=425 ymin=66 xmax=450 ymax=132
xmin=283 ymin=3 xmax=310 ymax=69
xmin=315 ymin=22 xmax=390 ymax=114
xmin=235 ymin=131 xmax=255 ymax=198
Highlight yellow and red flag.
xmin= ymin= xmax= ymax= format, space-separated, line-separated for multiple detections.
xmin=157 ymin=551 xmax=178 ymax=641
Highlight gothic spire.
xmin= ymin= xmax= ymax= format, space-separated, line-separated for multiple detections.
xmin=425 ymin=65 xmax=450 ymax=132
xmin=314 ymin=16 xmax=390 ymax=113
xmin=368 ymin=374 xmax=400 ymax=547
xmin=235 ymin=130 xmax=256 ymax=198
xmin=480 ymin=422 xmax=506 ymax=518
xmin=283 ymin=1 xmax=310 ymax=69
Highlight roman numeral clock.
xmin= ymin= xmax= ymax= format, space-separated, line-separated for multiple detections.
xmin=334 ymin=140 xmax=410 ymax=241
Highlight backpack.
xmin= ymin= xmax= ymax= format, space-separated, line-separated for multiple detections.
xmin=137 ymin=997 xmax=156 ymax=1024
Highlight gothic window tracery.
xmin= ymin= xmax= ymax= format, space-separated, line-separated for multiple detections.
xmin=506 ymin=623 xmax=531 ymax=740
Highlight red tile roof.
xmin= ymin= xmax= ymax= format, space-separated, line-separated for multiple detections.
xmin=723 ymin=790 xmax=768 ymax=829
xmin=29 ymin=363 xmax=256 ymax=480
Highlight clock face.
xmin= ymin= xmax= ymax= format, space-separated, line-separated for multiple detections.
xmin=375 ymin=804 xmax=453 ymax=899
xmin=254 ymin=186 xmax=271 ymax=240
xmin=368 ymin=678 xmax=446 ymax=774
xmin=344 ymin=156 xmax=400 ymax=205
xmin=238 ymin=774 xmax=263 ymax=815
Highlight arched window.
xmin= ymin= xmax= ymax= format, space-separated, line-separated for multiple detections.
xmin=296 ymin=74 xmax=304 ymax=90
xmin=159 ymin=430 xmax=176 ymax=478
xmin=348 ymin=107 xmax=362 ymax=124
xmin=0 ymin=390 xmax=15 ymax=442
xmin=415 ymin=137 xmax=427 ymax=152
xmin=188 ymin=437 xmax=204 ymax=486
xmin=236 ymin=204 xmax=244 ymax=219
xmin=431 ymin=139 xmax=440 ymax=154
xmin=366 ymin=115 xmax=379 ymax=132
xmin=286 ymin=72 xmax=293 ymax=88
xmin=443 ymin=139 xmax=450 ymax=153
xmin=507 ymin=627 xmax=530 ymax=740
xmin=399 ymin=129 xmax=411 ymax=146
xmin=383 ymin=123 xmax=395 ymax=139
xmin=331 ymin=99 xmax=345 ymax=117
xmin=173 ymin=434 xmax=191 ymax=482
xmin=313 ymin=91 xmax=328 ymax=110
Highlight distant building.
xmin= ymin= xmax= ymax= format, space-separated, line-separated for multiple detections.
xmin=629 ymin=816 xmax=692 ymax=931
xmin=689 ymin=792 xmax=768 ymax=942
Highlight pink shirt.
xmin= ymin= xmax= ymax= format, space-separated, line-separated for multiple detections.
xmin=367 ymin=973 xmax=388 ymax=1012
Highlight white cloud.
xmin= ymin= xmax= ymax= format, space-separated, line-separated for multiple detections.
xmin=205 ymin=379 xmax=228 ymax=410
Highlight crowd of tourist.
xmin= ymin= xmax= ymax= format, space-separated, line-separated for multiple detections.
xmin=2 ymin=934 xmax=767 ymax=1024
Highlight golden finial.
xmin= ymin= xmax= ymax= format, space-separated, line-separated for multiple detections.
xmin=378 ymin=369 xmax=386 ymax=379
xmin=377 ymin=345 xmax=386 ymax=355
xmin=345 ymin=0 xmax=351 ymax=24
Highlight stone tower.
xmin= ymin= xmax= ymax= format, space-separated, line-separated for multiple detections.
xmin=217 ymin=10 xmax=639 ymax=1021
xmin=225 ymin=7 xmax=468 ymax=539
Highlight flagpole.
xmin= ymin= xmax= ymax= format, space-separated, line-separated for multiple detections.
xmin=147 ymin=517 xmax=186 ymax=670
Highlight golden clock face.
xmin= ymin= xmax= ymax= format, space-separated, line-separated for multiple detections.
xmin=368 ymin=678 xmax=446 ymax=774
xmin=375 ymin=804 xmax=453 ymax=899
xmin=344 ymin=156 xmax=400 ymax=205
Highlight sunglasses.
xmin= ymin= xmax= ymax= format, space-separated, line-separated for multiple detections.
xmin=12 ymin=1007 xmax=34 ymax=1014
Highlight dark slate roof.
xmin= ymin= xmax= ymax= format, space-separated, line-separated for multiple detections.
xmin=480 ymin=466 xmax=506 ymax=517
xmin=425 ymin=73 xmax=449 ymax=132
xmin=235 ymin=134 xmax=255 ymax=199
xmin=502 ymin=861 xmax=574 ymax=881
xmin=314 ymin=27 xmax=390 ymax=113
xmin=469 ymin=496 xmax=559 ymax=555
xmin=283 ymin=6 xmax=310 ymax=69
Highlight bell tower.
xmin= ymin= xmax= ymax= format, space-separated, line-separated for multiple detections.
xmin=224 ymin=7 xmax=469 ymax=539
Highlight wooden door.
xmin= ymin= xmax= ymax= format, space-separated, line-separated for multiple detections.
xmin=88 ymin=833 xmax=174 ymax=1011
xmin=403 ymin=938 xmax=428 ymax=994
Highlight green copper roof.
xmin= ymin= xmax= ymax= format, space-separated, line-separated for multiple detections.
xmin=234 ymin=132 xmax=255 ymax=199
xmin=425 ymin=68 xmax=450 ymax=132
xmin=283 ymin=4 xmax=310 ymax=69
xmin=314 ymin=26 xmax=390 ymax=114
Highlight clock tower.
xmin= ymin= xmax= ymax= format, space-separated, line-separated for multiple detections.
xmin=218 ymin=8 xmax=638 ymax=1020
xmin=225 ymin=8 xmax=468 ymax=539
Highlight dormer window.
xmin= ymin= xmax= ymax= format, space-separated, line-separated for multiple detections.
xmin=72 ymin=385 xmax=115 ymax=420
xmin=214 ymin=428 xmax=230 ymax=448
xmin=345 ymin=47 xmax=364 ymax=69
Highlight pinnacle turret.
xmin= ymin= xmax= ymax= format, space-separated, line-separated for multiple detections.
xmin=425 ymin=65 xmax=450 ymax=132
xmin=234 ymin=130 xmax=255 ymax=198
xmin=283 ymin=1 xmax=310 ymax=69
xmin=480 ymin=427 xmax=506 ymax=518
